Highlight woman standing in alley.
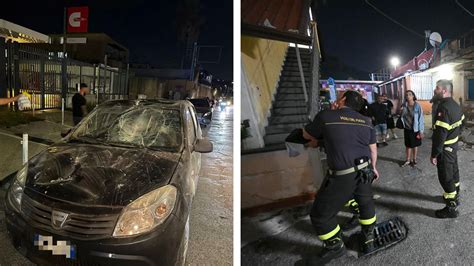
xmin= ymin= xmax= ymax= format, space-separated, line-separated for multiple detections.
xmin=400 ymin=90 xmax=424 ymax=167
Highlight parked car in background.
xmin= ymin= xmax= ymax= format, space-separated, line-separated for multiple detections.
xmin=5 ymin=99 xmax=213 ymax=265
xmin=188 ymin=98 xmax=213 ymax=127
xmin=218 ymin=97 xmax=233 ymax=112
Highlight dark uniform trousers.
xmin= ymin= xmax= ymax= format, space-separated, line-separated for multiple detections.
xmin=310 ymin=171 xmax=375 ymax=240
xmin=436 ymin=147 xmax=460 ymax=197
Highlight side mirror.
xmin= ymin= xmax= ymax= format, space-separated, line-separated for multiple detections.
xmin=202 ymin=112 xmax=212 ymax=125
xmin=61 ymin=128 xmax=72 ymax=138
xmin=194 ymin=138 xmax=213 ymax=153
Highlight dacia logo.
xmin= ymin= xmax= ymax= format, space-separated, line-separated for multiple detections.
xmin=51 ymin=210 xmax=69 ymax=229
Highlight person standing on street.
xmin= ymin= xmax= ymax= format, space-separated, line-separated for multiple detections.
xmin=369 ymin=94 xmax=388 ymax=146
xmin=0 ymin=94 xmax=22 ymax=105
xmin=72 ymin=83 xmax=90 ymax=125
xmin=302 ymin=90 xmax=379 ymax=263
xmin=431 ymin=79 xmax=464 ymax=218
xmin=357 ymin=89 xmax=370 ymax=117
xmin=383 ymin=95 xmax=398 ymax=139
xmin=399 ymin=90 xmax=424 ymax=167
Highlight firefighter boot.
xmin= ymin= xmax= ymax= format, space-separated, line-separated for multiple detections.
xmin=455 ymin=193 xmax=461 ymax=206
xmin=342 ymin=214 xmax=360 ymax=231
xmin=318 ymin=231 xmax=346 ymax=263
xmin=361 ymin=223 xmax=376 ymax=254
xmin=435 ymin=199 xmax=459 ymax=219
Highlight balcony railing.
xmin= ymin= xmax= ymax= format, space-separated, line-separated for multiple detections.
xmin=460 ymin=29 xmax=474 ymax=49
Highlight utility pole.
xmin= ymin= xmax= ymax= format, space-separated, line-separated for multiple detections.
xmin=63 ymin=8 xmax=67 ymax=58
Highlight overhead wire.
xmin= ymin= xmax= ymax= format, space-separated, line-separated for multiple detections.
xmin=454 ymin=0 xmax=474 ymax=16
xmin=365 ymin=0 xmax=424 ymax=38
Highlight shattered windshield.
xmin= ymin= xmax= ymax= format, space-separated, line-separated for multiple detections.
xmin=70 ymin=103 xmax=183 ymax=151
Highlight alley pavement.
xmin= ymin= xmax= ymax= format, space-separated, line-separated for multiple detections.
xmin=242 ymin=128 xmax=474 ymax=265
xmin=0 ymin=108 xmax=233 ymax=265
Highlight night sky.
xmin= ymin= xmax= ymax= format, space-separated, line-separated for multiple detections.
xmin=0 ymin=0 xmax=233 ymax=81
xmin=315 ymin=0 xmax=474 ymax=74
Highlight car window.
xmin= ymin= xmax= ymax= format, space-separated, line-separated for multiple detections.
xmin=185 ymin=108 xmax=196 ymax=147
xmin=72 ymin=104 xmax=183 ymax=151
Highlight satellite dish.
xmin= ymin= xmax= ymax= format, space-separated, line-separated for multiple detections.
xmin=429 ymin=32 xmax=442 ymax=47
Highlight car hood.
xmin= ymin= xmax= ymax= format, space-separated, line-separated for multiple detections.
xmin=25 ymin=144 xmax=181 ymax=207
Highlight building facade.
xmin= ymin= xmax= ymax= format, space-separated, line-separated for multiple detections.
xmin=378 ymin=29 xmax=474 ymax=119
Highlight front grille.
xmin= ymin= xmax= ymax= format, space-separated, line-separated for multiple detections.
xmin=21 ymin=195 xmax=120 ymax=240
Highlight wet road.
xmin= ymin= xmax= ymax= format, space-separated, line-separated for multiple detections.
xmin=0 ymin=108 xmax=234 ymax=265
xmin=186 ymin=107 xmax=234 ymax=265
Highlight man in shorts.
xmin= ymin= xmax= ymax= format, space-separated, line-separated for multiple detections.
xmin=369 ymin=94 xmax=388 ymax=147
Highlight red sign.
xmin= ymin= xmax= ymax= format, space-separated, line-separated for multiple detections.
xmin=67 ymin=7 xmax=89 ymax=33
xmin=391 ymin=48 xmax=441 ymax=78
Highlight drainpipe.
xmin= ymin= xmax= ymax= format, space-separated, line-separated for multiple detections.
xmin=307 ymin=21 xmax=325 ymax=192
xmin=309 ymin=21 xmax=321 ymax=119
xmin=295 ymin=44 xmax=309 ymax=103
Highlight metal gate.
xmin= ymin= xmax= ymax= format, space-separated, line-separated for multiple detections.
xmin=0 ymin=39 xmax=129 ymax=111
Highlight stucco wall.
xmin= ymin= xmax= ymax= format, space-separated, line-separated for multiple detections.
xmin=241 ymin=37 xmax=288 ymax=149
xmin=129 ymin=77 xmax=167 ymax=99
xmin=452 ymin=68 xmax=465 ymax=104
xmin=129 ymin=77 xmax=212 ymax=100
xmin=241 ymin=149 xmax=326 ymax=209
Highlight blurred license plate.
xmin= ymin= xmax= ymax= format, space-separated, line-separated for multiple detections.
xmin=34 ymin=234 xmax=77 ymax=259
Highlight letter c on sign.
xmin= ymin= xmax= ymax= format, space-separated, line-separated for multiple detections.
xmin=69 ymin=12 xmax=81 ymax=28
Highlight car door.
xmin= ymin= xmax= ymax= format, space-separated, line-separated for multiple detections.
xmin=185 ymin=107 xmax=201 ymax=194
xmin=189 ymin=107 xmax=202 ymax=181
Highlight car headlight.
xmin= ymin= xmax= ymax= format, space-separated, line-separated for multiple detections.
xmin=203 ymin=112 xmax=212 ymax=118
xmin=113 ymin=185 xmax=177 ymax=237
xmin=8 ymin=165 xmax=28 ymax=212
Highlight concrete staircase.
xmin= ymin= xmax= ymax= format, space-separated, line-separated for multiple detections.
xmin=263 ymin=47 xmax=311 ymax=149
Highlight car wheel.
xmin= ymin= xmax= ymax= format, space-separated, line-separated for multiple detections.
xmin=176 ymin=216 xmax=190 ymax=266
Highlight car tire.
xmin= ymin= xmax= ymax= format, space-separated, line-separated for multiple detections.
xmin=176 ymin=216 xmax=190 ymax=266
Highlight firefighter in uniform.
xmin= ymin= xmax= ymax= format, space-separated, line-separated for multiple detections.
xmin=303 ymin=91 xmax=379 ymax=263
xmin=431 ymin=79 xmax=465 ymax=218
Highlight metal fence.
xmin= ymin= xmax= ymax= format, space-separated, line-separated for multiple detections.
xmin=1 ymin=40 xmax=129 ymax=111
xmin=460 ymin=29 xmax=474 ymax=50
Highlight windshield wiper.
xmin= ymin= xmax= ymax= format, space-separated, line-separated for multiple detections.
xmin=68 ymin=135 xmax=109 ymax=146
xmin=144 ymin=145 xmax=180 ymax=152
xmin=105 ymin=142 xmax=139 ymax=149
xmin=105 ymin=142 xmax=177 ymax=152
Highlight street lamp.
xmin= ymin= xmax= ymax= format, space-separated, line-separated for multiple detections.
xmin=390 ymin=57 xmax=400 ymax=69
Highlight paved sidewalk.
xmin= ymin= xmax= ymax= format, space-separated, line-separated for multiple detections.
xmin=0 ymin=110 xmax=71 ymax=182
xmin=242 ymin=128 xmax=474 ymax=265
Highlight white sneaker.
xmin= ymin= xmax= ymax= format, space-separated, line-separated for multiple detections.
xmin=393 ymin=133 xmax=398 ymax=139
xmin=386 ymin=134 xmax=390 ymax=140
xmin=401 ymin=161 xmax=410 ymax=167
